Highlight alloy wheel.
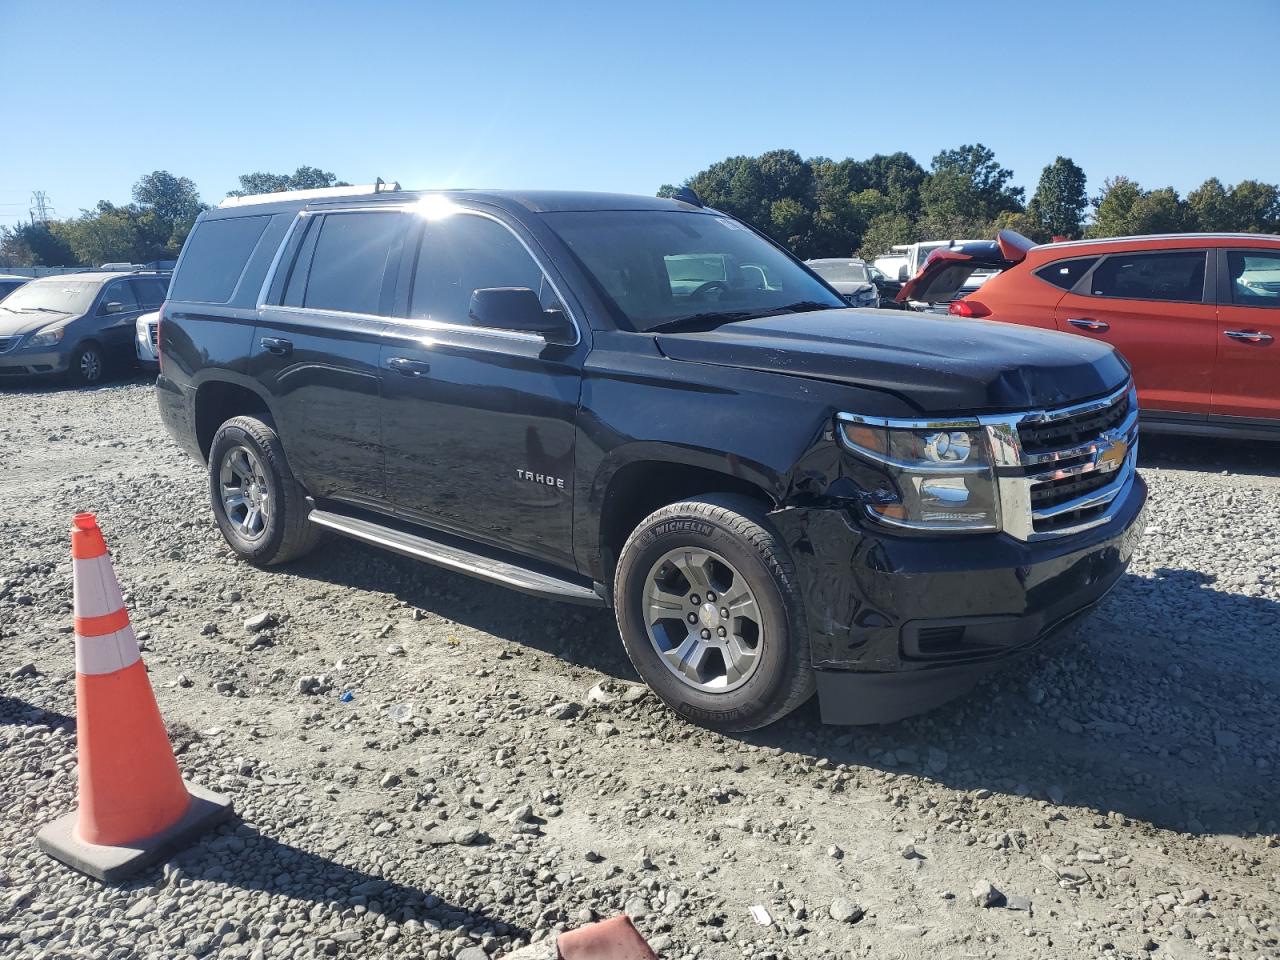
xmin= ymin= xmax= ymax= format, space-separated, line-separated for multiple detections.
xmin=643 ymin=547 xmax=763 ymax=693
xmin=218 ymin=445 xmax=271 ymax=540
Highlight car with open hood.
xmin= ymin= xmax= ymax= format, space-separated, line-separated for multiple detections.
xmin=901 ymin=231 xmax=1280 ymax=439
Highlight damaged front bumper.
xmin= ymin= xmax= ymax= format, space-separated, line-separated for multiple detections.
xmin=770 ymin=472 xmax=1147 ymax=724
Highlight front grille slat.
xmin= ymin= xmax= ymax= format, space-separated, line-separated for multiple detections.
xmin=1018 ymin=392 xmax=1131 ymax=454
xmin=0 ymin=335 xmax=20 ymax=354
xmin=1016 ymin=386 xmax=1134 ymax=536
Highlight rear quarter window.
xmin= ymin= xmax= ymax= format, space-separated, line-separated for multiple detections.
xmin=1034 ymin=257 xmax=1098 ymax=291
xmin=170 ymin=215 xmax=272 ymax=303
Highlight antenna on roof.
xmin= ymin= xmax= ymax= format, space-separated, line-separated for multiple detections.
xmin=672 ymin=187 xmax=704 ymax=208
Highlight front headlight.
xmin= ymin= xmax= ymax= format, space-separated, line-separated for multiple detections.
xmin=25 ymin=326 xmax=65 ymax=349
xmin=836 ymin=414 xmax=999 ymax=532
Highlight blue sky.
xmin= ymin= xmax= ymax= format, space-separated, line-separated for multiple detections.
xmin=1 ymin=0 xmax=1275 ymax=228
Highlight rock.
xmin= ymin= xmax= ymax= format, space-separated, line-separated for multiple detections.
xmin=971 ymin=880 xmax=1005 ymax=908
xmin=456 ymin=948 xmax=489 ymax=960
xmin=1005 ymin=895 xmax=1033 ymax=912
xmin=244 ymin=611 xmax=276 ymax=632
xmin=450 ymin=827 xmax=481 ymax=845
xmin=586 ymin=682 xmax=617 ymax=705
xmin=379 ymin=772 xmax=401 ymax=789
xmin=624 ymin=896 xmax=648 ymax=919
xmin=584 ymin=849 xmax=603 ymax=863
xmin=828 ymin=897 xmax=863 ymax=924
xmin=8 ymin=663 xmax=37 ymax=679
xmin=594 ymin=722 xmax=618 ymax=737
xmin=900 ymin=842 xmax=923 ymax=860
xmin=827 ymin=844 xmax=844 ymax=860
xmin=545 ymin=702 xmax=580 ymax=720
xmin=507 ymin=803 xmax=534 ymax=823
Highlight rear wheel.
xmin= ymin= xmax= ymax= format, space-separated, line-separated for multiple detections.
xmin=67 ymin=342 xmax=105 ymax=386
xmin=613 ymin=494 xmax=815 ymax=732
xmin=208 ymin=416 xmax=321 ymax=565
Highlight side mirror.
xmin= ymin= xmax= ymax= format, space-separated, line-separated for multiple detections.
xmin=469 ymin=287 xmax=574 ymax=343
xmin=103 ymin=301 xmax=125 ymax=314
xmin=897 ymin=265 xmax=910 ymax=282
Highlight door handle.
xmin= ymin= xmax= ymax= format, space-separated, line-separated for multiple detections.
xmin=1067 ymin=317 xmax=1110 ymax=332
xmin=260 ymin=336 xmax=293 ymax=356
xmin=387 ymin=356 xmax=431 ymax=377
xmin=1224 ymin=329 xmax=1273 ymax=344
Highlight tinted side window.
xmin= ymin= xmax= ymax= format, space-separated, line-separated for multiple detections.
xmin=170 ymin=215 xmax=271 ymax=303
xmin=282 ymin=216 xmax=321 ymax=308
xmin=98 ymin=279 xmax=139 ymax=314
xmin=410 ymin=214 xmax=554 ymax=325
xmin=1034 ymin=257 xmax=1097 ymax=291
xmin=302 ymin=212 xmax=403 ymax=315
xmin=1227 ymin=250 xmax=1280 ymax=308
xmin=1089 ymin=251 xmax=1206 ymax=302
xmin=130 ymin=278 xmax=169 ymax=308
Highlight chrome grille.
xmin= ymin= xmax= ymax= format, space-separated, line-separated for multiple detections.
xmin=148 ymin=323 xmax=159 ymax=349
xmin=986 ymin=381 xmax=1139 ymax=540
xmin=1017 ymin=390 xmax=1132 ymax=454
xmin=0 ymin=336 xmax=19 ymax=354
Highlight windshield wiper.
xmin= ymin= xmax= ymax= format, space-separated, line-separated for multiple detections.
xmin=646 ymin=310 xmax=757 ymax=333
xmin=767 ymin=300 xmax=838 ymax=315
xmin=16 ymin=306 xmax=66 ymax=314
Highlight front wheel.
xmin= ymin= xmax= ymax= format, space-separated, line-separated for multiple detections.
xmin=67 ymin=342 xmax=105 ymax=386
xmin=613 ymin=494 xmax=815 ymax=732
xmin=208 ymin=416 xmax=321 ymax=565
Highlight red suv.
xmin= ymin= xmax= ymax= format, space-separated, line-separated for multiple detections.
xmin=900 ymin=232 xmax=1280 ymax=439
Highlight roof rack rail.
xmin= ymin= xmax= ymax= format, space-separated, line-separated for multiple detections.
xmin=219 ymin=179 xmax=403 ymax=209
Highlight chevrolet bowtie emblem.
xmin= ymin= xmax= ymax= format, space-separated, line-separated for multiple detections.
xmin=1096 ymin=434 xmax=1129 ymax=472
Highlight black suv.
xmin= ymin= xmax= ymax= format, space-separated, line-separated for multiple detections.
xmin=156 ymin=185 xmax=1146 ymax=731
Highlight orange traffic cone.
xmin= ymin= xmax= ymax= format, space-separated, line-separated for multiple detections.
xmin=37 ymin=513 xmax=232 ymax=882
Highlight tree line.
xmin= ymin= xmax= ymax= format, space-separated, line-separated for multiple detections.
xmin=0 ymin=167 xmax=348 ymax=268
xmin=659 ymin=145 xmax=1280 ymax=260
xmin=5 ymin=150 xmax=1278 ymax=268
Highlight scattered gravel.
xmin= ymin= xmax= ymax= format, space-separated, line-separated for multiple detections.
xmin=1 ymin=378 xmax=1278 ymax=960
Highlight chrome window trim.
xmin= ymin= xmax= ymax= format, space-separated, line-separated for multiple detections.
xmin=836 ymin=380 xmax=1139 ymax=542
xmin=257 ymin=205 xmax=582 ymax=348
xmin=255 ymin=211 xmax=307 ymax=308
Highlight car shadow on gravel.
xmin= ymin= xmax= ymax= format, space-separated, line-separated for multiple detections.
xmin=1140 ymin=433 xmax=1280 ymax=478
xmin=0 ymin=370 xmax=154 ymax=395
xmin=279 ymin=512 xmax=1277 ymax=841
xmin=136 ymin=823 xmax=530 ymax=939
xmin=287 ymin=538 xmax=637 ymax=682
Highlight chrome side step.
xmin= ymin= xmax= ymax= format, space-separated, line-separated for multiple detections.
xmin=308 ymin=509 xmax=606 ymax=606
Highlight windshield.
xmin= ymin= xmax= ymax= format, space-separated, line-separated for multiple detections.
xmin=542 ymin=210 xmax=844 ymax=332
xmin=1 ymin=279 xmax=98 ymax=315
xmin=808 ymin=260 xmax=869 ymax=283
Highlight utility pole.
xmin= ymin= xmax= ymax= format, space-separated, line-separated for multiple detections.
xmin=30 ymin=191 xmax=54 ymax=224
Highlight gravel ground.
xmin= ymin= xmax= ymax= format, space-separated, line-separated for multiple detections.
xmin=1 ymin=378 xmax=1277 ymax=960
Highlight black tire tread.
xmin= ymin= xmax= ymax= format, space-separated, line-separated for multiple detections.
xmin=213 ymin=415 xmax=321 ymax=565
xmin=614 ymin=493 xmax=815 ymax=731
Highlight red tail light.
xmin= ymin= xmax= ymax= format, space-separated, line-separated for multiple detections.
xmin=949 ymin=300 xmax=991 ymax=318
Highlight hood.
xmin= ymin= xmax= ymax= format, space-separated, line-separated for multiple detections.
xmin=654 ymin=308 xmax=1130 ymax=415
xmin=0 ymin=306 xmax=72 ymax=337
